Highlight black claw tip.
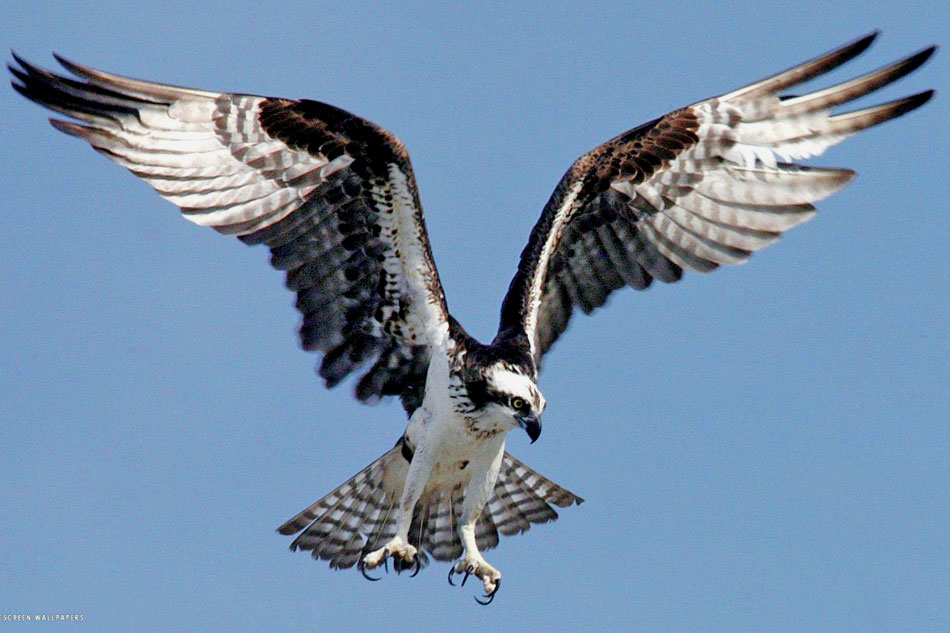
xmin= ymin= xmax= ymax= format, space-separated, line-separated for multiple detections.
xmin=474 ymin=579 xmax=501 ymax=606
xmin=447 ymin=566 xmax=457 ymax=586
xmin=357 ymin=559 xmax=381 ymax=582
xmin=393 ymin=554 xmax=420 ymax=577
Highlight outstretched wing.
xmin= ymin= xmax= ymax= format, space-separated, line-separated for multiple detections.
xmin=496 ymin=32 xmax=935 ymax=369
xmin=10 ymin=55 xmax=449 ymax=412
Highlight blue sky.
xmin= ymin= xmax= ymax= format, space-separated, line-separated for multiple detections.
xmin=1 ymin=2 xmax=947 ymax=631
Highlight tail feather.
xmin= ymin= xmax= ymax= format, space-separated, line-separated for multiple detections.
xmin=474 ymin=502 xmax=501 ymax=551
xmin=423 ymin=487 xmax=463 ymax=561
xmin=278 ymin=449 xmax=583 ymax=570
xmin=481 ymin=453 xmax=584 ymax=541
xmin=361 ymin=487 xmax=398 ymax=553
xmin=278 ymin=446 xmax=407 ymax=568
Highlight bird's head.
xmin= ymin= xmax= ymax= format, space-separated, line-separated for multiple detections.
xmin=467 ymin=363 xmax=545 ymax=443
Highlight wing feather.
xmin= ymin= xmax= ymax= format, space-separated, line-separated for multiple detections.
xmin=11 ymin=55 xmax=450 ymax=412
xmin=496 ymin=33 xmax=935 ymax=366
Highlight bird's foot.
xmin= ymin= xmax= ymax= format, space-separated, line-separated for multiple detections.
xmin=447 ymin=552 xmax=501 ymax=604
xmin=358 ymin=537 xmax=419 ymax=580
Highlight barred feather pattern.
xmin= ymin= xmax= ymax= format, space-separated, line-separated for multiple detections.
xmin=278 ymin=450 xmax=582 ymax=570
xmin=9 ymin=55 xmax=448 ymax=413
xmin=497 ymin=32 xmax=935 ymax=364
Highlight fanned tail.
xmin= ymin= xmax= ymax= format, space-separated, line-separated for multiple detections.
xmin=278 ymin=449 xmax=582 ymax=570
xmin=277 ymin=446 xmax=409 ymax=569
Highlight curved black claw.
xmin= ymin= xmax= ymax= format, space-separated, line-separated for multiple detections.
xmin=357 ymin=559 xmax=381 ymax=582
xmin=461 ymin=565 xmax=473 ymax=587
xmin=474 ymin=579 xmax=501 ymax=606
xmin=382 ymin=549 xmax=390 ymax=575
xmin=393 ymin=554 xmax=421 ymax=577
xmin=447 ymin=566 xmax=457 ymax=586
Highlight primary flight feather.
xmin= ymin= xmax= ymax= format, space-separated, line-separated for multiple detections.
xmin=10 ymin=31 xmax=935 ymax=603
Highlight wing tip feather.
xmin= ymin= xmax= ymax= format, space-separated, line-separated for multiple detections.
xmin=830 ymin=90 xmax=935 ymax=133
xmin=722 ymin=30 xmax=881 ymax=101
xmin=829 ymin=30 xmax=879 ymax=65
xmin=48 ymin=117 xmax=89 ymax=138
xmin=854 ymin=29 xmax=880 ymax=52
xmin=899 ymin=88 xmax=936 ymax=113
xmin=51 ymin=51 xmax=81 ymax=75
xmin=898 ymin=45 xmax=938 ymax=79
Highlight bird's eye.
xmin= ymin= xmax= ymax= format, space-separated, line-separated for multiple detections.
xmin=510 ymin=397 xmax=527 ymax=411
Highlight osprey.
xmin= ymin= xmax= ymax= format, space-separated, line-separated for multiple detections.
xmin=10 ymin=32 xmax=934 ymax=603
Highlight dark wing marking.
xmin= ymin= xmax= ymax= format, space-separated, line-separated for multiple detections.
xmin=496 ymin=32 xmax=936 ymax=368
xmin=10 ymin=54 xmax=449 ymax=412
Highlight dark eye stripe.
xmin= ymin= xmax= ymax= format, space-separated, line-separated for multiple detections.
xmin=464 ymin=378 xmax=524 ymax=411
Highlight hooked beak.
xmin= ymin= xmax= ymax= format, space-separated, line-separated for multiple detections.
xmin=516 ymin=413 xmax=542 ymax=444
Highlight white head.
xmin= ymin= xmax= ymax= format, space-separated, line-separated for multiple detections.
xmin=466 ymin=363 xmax=546 ymax=442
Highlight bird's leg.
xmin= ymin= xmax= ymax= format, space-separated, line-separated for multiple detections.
xmin=359 ymin=438 xmax=433 ymax=573
xmin=359 ymin=536 xmax=417 ymax=573
xmin=449 ymin=522 xmax=502 ymax=603
xmin=448 ymin=441 xmax=504 ymax=602
xmin=360 ymin=509 xmax=419 ymax=573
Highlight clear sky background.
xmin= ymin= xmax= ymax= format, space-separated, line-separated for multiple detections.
xmin=1 ymin=2 xmax=947 ymax=631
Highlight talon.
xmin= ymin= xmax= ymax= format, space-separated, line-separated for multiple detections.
xmin=447 ymin=566 xmax=457 ymax=587
xmin=474 ymin=579 xmax=501 ymax=606
xmin=461 ymin=565 xmax=473 ymax=587
xmin=357 ymin=559 xmax=381 ymax=582
xmin=393 ymin=553 xmax=419 ymax=576
xmin=382 ymin=549 xmax=390 ymax=574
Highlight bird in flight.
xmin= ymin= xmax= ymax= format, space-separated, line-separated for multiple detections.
xmin=10 ymin=32 xmax=935 ymax=604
